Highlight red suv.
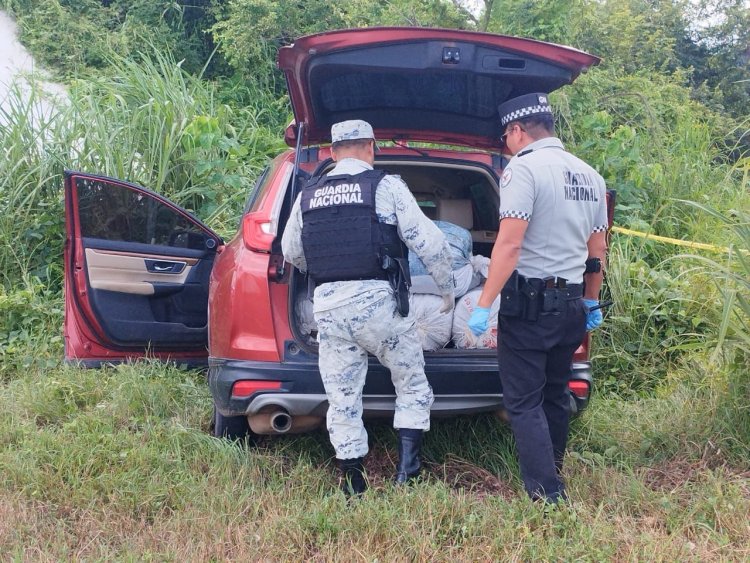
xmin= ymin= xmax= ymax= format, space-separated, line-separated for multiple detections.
xmin=64 ymin=28 xmax=613 ymax=439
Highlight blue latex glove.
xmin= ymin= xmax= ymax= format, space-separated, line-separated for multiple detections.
xmin=468 ymin=306 xmax=491 ymax=336
xmin=583 ymin=299 xmax=603 ymax=331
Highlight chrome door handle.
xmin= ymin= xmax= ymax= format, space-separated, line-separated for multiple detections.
xmin=145 ymin=259 xmax=186 ymax=274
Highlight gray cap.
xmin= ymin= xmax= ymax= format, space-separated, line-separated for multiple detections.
xmin=498 ymin=93 xmax=553 ymax=127
xmin=331 ymin=119 xmax=375 ymax=143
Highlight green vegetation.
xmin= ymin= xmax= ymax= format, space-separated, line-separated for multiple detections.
xmin=1 ymin=362 xmax=748 ymax=559
xmin=0 ymin=0 xmax=748 ymax=558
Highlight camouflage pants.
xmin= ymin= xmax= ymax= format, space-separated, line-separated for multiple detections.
xmin=315 ymin=290 xmax=434 ymax=460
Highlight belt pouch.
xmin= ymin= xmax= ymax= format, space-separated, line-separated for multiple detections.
xmin=499 ymin=270 xmax=523 ymax=317
xmin=520 ymin=279 xmax=540 ymax=321
xmin=541 ymin=288 xmax=562 ymax=313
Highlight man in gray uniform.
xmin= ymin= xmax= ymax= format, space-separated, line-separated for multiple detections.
xmin=282 ymin=119 xmax=454 ymax=497
xmin=468 ymin=93 xmax=608 ymax=503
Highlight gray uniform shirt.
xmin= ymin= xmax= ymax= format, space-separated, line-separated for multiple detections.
xmin=282 ymin=157 xmax=454 ymax=313
xmin=499 ymin=137 xmax=608 ymax=284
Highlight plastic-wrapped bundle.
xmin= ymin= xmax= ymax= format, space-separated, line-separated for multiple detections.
xmin=409 ymin=220 xmax=472 ymax=276
xmin=295 ymin=294 xmax=317 ymax=336
xmin=410 ymin=294 xmax=453 ymax=351
xmin=410 ymin=262 xmax=480 ymax=299
xmin=451 ymin=286 xmax=501 ymax=349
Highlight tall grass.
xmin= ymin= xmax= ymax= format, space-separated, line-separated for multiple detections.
xmin=0 ymin=48 xmax=284 ymax=293
xmin=677 ymin=201 xmax=750 ymax=446
xmin=594 ymin=233 xmax=722 ymax=394
xmin=0 ymin=48 xmax=286 ymax=376
xmin=1 ymin=361 xmax=748 ymax=560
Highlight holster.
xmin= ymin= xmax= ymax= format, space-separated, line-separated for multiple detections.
xmin=499 ymin=270 xmax=524 ymax=318
xmin=520 ymin=278 xmax=541 ymax=321
xmin=541 ymin=277 xmax=564 ymax=315
xmin=382 ymin=255 xmax=411 ymax=317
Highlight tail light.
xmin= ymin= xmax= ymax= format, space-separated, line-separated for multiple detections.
xmin=242 ymin=211 xmax=275 ymax=252
xmin=568 ymin=380 xmax=590 ymax=399
xmin=231 ymin=380 xmax=282 ymax=397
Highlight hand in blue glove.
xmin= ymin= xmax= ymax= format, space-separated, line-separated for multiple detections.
xmin=583 ymin=299 xmax=603 ymax=331
xmin=468 ymin=306 xmax=491 ymax=336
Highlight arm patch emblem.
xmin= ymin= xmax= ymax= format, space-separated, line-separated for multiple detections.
xmin=501 ymin=168 xmax=513 ymax=188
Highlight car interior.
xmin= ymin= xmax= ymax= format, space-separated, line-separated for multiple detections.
xmin=288 ymin=157 xmax=500 ymax=349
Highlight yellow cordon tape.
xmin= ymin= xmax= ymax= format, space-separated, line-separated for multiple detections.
xmin=611 ymin=226 xmax=743 ymax=254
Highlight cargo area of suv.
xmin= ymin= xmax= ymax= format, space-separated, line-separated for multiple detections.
xmin=288 ymin=157 xmax=502 ymax=350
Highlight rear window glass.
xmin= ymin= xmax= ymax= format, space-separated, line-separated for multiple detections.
xmin=244 ymin=166 xmax=271 ymax=214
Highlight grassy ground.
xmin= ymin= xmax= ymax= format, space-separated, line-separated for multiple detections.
xmin=0 ymin=11 xmax=747 ymax=561
xmin=1 ymin=362 xmax=747 ymax=560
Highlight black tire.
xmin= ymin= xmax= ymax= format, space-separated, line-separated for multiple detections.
xmin=212 ymin=404 xmax=252 ymax=441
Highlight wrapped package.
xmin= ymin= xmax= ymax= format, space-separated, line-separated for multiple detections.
xmin=295 ymin=293 xmax=317 ymax=336
xmin=408 ymin=220 xmax=483 ymax=298
xmin=410 ymin=262 xmax=480 ymax=298
xmin=451 ymin=286 xmax=501 ymax=349
xmin=410 ymin=294 xmax=453 ymax=351
xmin=470 ymin=254 xmax=491 ymax=279
xmin=409 ymin=220 xmax=472 ymax=276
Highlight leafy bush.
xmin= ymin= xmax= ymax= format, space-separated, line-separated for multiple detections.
xmin=0 ymin=280 xmax=63 ymax=379
xmin=559 ymin=68 xmax=745 ymax=239
xmin=210 ymin=0 xmax=471 ymax=92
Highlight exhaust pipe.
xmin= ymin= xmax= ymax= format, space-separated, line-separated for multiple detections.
xmin=270 ymin=411 xmax=293 ymax=433
xmin=247 ymin=409 xmax=324 ymax=435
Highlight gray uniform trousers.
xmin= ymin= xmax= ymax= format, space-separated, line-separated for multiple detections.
xmin=314 ymin=288 xmax=434 ymax=460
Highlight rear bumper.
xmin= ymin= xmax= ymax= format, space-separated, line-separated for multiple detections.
xmin=209 ymin=345 xmax=593 ymax=419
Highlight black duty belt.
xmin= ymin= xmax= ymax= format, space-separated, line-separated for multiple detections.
xmin=524 ymin=277 xmax=584 ymax=299
xmin=500 ymin=271 xmax=583 ymax=321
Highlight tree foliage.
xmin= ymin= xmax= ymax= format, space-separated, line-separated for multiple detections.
xmin=1 ymin=0 xmax=218 ymax=77
xmin=210 ymin=0 xmax=471 ymax=91
xmin=484 ymin=0 xmax=749 ymax=120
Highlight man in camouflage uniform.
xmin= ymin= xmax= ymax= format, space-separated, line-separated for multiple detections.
xmin=281 ymin=120 xmax=454 ymax=497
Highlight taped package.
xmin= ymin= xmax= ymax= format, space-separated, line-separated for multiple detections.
xmin=295 ymin=294 xmax=317 ymax=336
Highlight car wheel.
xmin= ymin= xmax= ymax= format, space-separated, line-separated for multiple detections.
xmin=212 ymin=404 xmax=253 ymax=441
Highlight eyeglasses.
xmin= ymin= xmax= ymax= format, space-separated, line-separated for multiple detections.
xmin=500 ymin=123 xmax=523 ymax=146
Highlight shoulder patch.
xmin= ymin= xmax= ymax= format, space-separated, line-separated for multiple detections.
xmin=501 ymin=168 xmax=513 ymax=188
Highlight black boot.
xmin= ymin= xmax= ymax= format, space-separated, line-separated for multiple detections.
xmin=338 ymin=457 xmax=367 ymax=498
xmin=394 ymin=428 xmax=423 ymax=484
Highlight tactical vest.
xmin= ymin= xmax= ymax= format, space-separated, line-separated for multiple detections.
xmin=300 ymin=169 xmax=407 ymax=284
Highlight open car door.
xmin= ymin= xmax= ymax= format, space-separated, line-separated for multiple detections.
xmin=63 ymin=171 xmax=222 ymax=366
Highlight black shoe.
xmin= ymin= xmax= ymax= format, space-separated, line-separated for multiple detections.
xmin=531 ymin=488 xmax=568 ymax=506
xmin=394 ymin=428 xmax=423 ymax=485
xmin=338 ymin=457 xmax=367 ymax=498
